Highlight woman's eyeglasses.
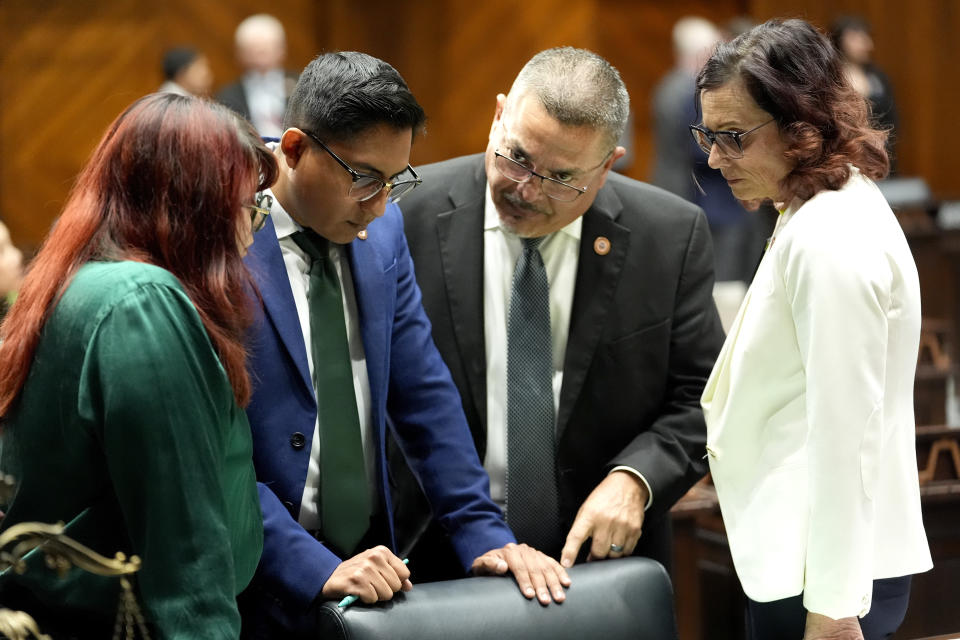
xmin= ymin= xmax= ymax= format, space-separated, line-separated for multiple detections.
xmin=688 ymin=119 xmax=775 ymax=159
xmin=245 ymin=193 xmax=273 ymax=233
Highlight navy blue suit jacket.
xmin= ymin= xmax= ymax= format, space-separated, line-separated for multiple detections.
xmin=242 ymin=203 xmax=513 ymax=624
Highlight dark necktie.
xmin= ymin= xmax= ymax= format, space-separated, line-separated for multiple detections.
xmin=505 ymin=236 xmax=560 ymax=553
xmin=290 ymin=229 xmax=370 ymax=556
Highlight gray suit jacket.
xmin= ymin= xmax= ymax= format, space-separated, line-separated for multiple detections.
xmin=394 ymin=153 xmax=724 ymax=567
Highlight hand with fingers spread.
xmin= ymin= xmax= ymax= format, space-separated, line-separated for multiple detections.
xmin=471 ymin=542 xmax=571 ymax=605
xmin=321 ymin=545 xmax=413 ymax=604
xmin=560 ymin=470 xmax=648 ymax=568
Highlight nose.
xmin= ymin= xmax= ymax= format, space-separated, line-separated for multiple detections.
xmin=516 ymin=177 xmax=541 ymax=202
xmin=361 ymin=188 xmax=391 ymax=218
xmin=707 ymin=143 xmax=726 ymax=170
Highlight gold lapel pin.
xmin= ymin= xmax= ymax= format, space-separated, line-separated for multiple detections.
xmin=593 ymin=236 xmax=611 ymax=255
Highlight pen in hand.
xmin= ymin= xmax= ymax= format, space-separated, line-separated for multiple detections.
xmin=337 ymin=558 xmax=409 ymax=610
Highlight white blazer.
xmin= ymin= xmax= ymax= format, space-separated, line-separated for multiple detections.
xmin=701 ymin=169 xmax=932 ymax=620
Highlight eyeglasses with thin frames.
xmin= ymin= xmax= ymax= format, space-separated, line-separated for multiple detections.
xmin=494 ymin=148 xmax=615 ymax=202
xmin=688 ymin=119 xmax=775 ymax=159
xmin=300 ymin=129 xmax=422 ymax=203
xmin=245 ymin=192 xmax=272 ymax=233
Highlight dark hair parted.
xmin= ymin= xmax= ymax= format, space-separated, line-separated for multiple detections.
xmin=0 ymin=93 xmax=278 ymax=416
xmin=696 ymin=18 xmax=889 ymax=201
xmin=284 ymin=51 xmax=426 ymax=142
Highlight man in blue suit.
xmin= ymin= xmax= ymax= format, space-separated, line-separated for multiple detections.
xmin=240 ymin=52 xmax=570 ymax=637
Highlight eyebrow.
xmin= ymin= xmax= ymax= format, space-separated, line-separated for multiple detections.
xmin=702 ymin=119 xmax=748 ymax=132
xmin=506 ymin=139 xmax=583 ymax=177
xmin=348 ymin=159 xmax=408 ymax=182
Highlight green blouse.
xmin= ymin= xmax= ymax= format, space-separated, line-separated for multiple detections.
xmin=0 ymin=261 xmax=262 ymax=638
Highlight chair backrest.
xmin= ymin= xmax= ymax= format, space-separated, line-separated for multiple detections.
xmin=317 ymin=556 xmax=678 ymax=640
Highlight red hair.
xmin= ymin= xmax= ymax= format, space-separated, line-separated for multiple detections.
xmin=0 ymin=93 xmax=277 ymax=417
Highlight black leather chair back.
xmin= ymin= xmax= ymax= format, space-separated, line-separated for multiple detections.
xmin=317 ymin=556 xmax=678 ymax=639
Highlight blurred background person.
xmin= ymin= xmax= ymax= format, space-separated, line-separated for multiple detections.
xmin=696 ymin=19 xmax=931 ymax=640
xmin=0 ymin=93 xmax=277 ymax=638
xmin=652 ymin=16 xmax=763 ymax=285
xmin=0 ymin=220 xmax=23 ymax=319
xmin=158 ymin=45 xmax=214 ymax=97
xmin=217 ymin=14 xmax=297 ymax=138
xmin=651 ymin=16 xmax=719 ymax=200
xmin=831 ymin=15 xmax=899 ymax=172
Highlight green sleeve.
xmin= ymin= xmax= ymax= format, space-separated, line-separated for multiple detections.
xmin=77 ymin=282 xmax=254 ymax=639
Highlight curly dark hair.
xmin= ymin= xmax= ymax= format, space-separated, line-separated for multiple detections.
xmin=696 ymin=18 xmax=889 ymax=202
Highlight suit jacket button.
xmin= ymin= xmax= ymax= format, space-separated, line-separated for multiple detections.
xmin=290 ymin=432 xmax=307 ymax=449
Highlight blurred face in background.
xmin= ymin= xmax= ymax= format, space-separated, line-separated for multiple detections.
xmin=177 ymin=55 xmax=214 ymax=96
xmin=840 ymin=28 xmax=874 ymax=65
xmin=0 ymin=221 xmax=23 ymax=297
xmin=237 ymin=30 xmax=286 ymax=73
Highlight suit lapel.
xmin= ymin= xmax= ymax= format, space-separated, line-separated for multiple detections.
xmin=436 ymin=160 xmax=489 ymax=438
xmin=248 ymin=217 xmax=313 ymax=397
xmin=346 ymin=237 xmax=389 ymax=423
xmin=557 ymin=187 xmax=630 ymax=438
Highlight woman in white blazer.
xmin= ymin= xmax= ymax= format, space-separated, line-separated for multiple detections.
xmin=693 ymin=19 xmax=932 ymax=640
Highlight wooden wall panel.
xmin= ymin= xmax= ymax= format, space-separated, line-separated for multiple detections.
xmin=311 ymin=0 xmax=747 ymax=182
xmin=2 ymin=0 xmax=957 ymax=250
xmin=0 ymin=0 xmax=749 ymax=250
xmin=0 ymin=0 xmax=319 ymax=250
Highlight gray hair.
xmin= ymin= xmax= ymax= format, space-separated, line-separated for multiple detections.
xmin=507 ymin=47 xmax=629 ymax=149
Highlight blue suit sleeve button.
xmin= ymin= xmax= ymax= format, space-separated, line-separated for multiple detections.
xmin=290 ymin=432 xmax=307 ymax=449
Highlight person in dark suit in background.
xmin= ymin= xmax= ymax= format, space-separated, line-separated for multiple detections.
xmin=217 ymin=14 xmax=297 ymax=138
xmin=652 ymin=17 xmax=764 ymax=285
xmin=397 ymin=46 xmax=725 ymax=581
xmin=239 ymin=51 xmax=569 ymax=639
xmin=830 ymin=16 xmax=899 ymax=173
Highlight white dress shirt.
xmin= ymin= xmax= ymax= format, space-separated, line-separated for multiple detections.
xmin=482 ymin=187 xmax=579 ymax=505
xmin=243 ymin=70 xmax=286 ymax=138
xmin=483 ymin=185 xmax=653 ymax=509
xmin=480 ymin=187 xmax=659 ymax=509
xmin=267 ymin=195 xmax=376 ymax=530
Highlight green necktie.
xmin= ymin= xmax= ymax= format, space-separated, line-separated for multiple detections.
xmin=290 ymin=229 xmax=370 ymax=556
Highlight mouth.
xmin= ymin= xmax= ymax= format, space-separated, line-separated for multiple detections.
xmin=500 ymin=192 xmax=550 ymax=220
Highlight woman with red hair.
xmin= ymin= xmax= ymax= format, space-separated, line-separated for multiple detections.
xmin=0 ymin=92 xmax=277 ymax=637
xmin=694 ymin=19 xmax=931 ymax=640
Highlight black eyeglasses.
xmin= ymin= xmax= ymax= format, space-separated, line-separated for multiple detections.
xmin=245 ymin=193 xmax=272 ymax=233
xmin=300 ymin=129 xmax=422 ymax=203
xmin=493 ymin=150 xmax=595 ymax=202
xmin=689 ymin=119 xmax=775 ymax=159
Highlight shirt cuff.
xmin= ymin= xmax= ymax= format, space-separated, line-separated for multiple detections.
xmin=608 ymin=466 xmax=653 ymax=510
